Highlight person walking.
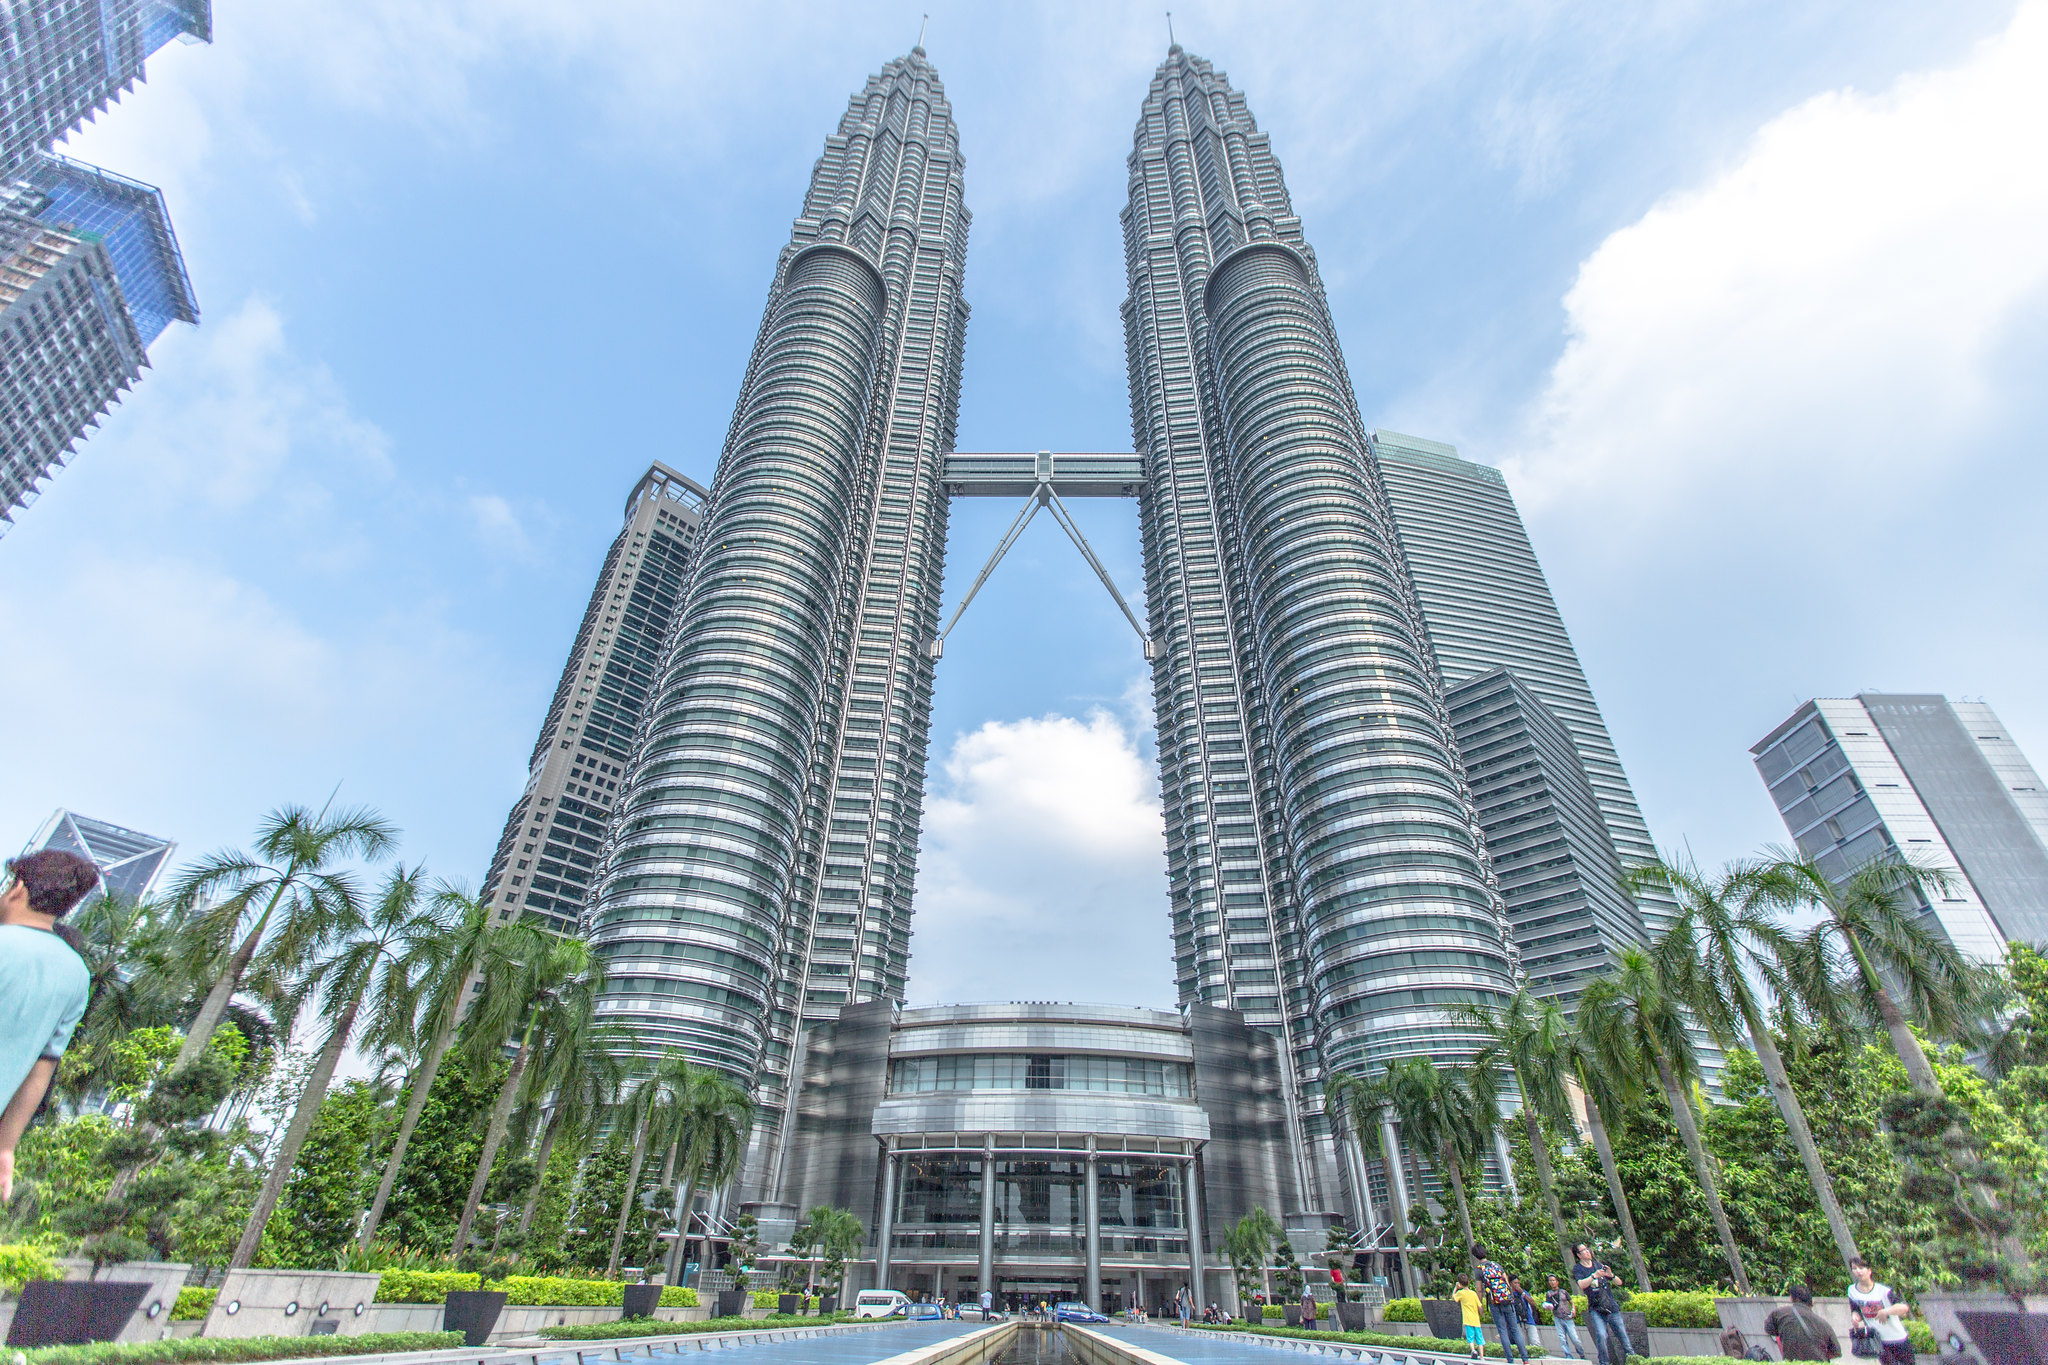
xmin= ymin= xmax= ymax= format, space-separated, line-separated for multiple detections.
xmin=1847 ymin=1258 xmax=1913 ymax=1365
xmin=1570 ymin=1242 xmax=1636 ymax=1365
xmin=0 ymin=851 xmax=97 ymax=1202
xmin=979 ymin=1288 xmax=992 ymax=1321
xmin=1766 ymin=1286 xmax=1839 ymax=1363
xmin=1545 ymin=1275 xmax=1585 ymax=1360
xmin=1176 ymin=1284 xmax=1190 ymax=1328
xmin=1455 ymin=1275 xmax=1486 ymax=1360
xmin=1301 ymin=1288 xmax=1318 ymax=1332
xmin=1473 ymin=1243 xmax=1533 ymax=1364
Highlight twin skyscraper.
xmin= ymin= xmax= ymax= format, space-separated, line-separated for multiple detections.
xmin=489 ymin=44 xmax=1665 ymax=1221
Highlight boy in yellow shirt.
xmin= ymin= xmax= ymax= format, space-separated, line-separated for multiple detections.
xmin=1454 ymin=1276 xmax=1485 ymax=1359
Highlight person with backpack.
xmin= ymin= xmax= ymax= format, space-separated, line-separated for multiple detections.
xmin=1472 ymin=1243 xmax=1533 ymax=1363
xmin=1570 ymin=1241 xmax=1636 ymax=1365
xmin=1545 ymin=1275 xmax=1585 ymax=1359
xmin=1766 ymin=1284 xmax=1840 ymax=1362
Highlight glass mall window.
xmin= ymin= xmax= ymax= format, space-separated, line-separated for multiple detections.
xmin=888 ymin=1054 xmax=1192 ymax=1096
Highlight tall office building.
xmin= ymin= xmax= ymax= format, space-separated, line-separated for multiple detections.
xmin=480 ymin=463 xmax=706 ymax=936
xmin=1444 ymin=670 xmax=1638 ymax=1007
xmin=587 ymin=46 xmax=970 ymax=1194
xmin=0 ymin=0 xmax=210 ymax=180
xmin=1120 ymin=48 xmax=1514 ymax=1213
xmin=22 ymin=808 xmax=175 ymax=900
xmin=0 ymin=154 xmax=197 ymax=531
xmin=1753 ymin=693 xmax=2048 ymax=961
xmin=1371 ymin=431 xmax=1672 ymax=939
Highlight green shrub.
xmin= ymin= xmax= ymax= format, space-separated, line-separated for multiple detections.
xmin=1263 ymin=1304 xmax=1284 ymax=1319
xmin=1624 ymin=1291 xmax=1720 ymax=1329
xmin=659 ymin=1286 xmax=699 ymax=1307
xmin=1383 ymin=1298 xmax=1423 ymax=1323
xmin=1642 ymin=1357 xmax=1725 ymax=1365
xmin=1197 ymin=1323 xmax=1508 ymax=1357
xmin=18 ymin=1331 xmax=462 ymax=1365
xmin=498 ymin=1276 xmax=624 ymax=1306
xmin=169 ymin=1288 xmax=215 ymax=1322
xmin=371 ymin=1269 xmax=481 ymax=1303
xmin=1908 ymin=1320 xmax=1936 ymax=1354
xmin=1 ymin=1243 xmax=64 ymax=1294
xmin=538 ymin=1313 xmax=852 ymax=1340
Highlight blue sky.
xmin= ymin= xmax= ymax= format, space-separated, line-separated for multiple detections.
xmin=2 ymin=0 xmax=2043 ymax=1013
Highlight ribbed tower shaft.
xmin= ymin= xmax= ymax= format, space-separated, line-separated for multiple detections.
xmin=587 ymin=47 xmax=969 ymax=1196
xmin=1121 ymin=47 xmax=1516 ymax=1208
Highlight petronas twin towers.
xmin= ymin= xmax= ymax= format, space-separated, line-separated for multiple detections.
xmin=586 ymin=43 xmax=1522 ymax=1212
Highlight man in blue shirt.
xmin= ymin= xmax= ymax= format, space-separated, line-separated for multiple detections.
xmin=0 ymin=849 xmax=98 ymax=1201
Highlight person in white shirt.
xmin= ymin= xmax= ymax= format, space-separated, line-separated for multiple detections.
xmin=1846 ymin=1256 xmax=1913 ymax=1365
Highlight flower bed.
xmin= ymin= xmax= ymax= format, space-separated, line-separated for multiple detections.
xmin=17 ymin=1331 xmax=462 ymax=1365
xmin=537 ymin=1312 xmax=850 ymax=1340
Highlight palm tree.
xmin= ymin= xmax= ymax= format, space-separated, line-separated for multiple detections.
xmin=1327 ymin=1071 xmax=1414 ymax=1292
xmin=1373 ymin=1056 xmax=1492 ymax=1257
xmin=1581 ymin=946 xmax=1750 ymax=1292
xmin=1222 ymin=1207 xmax=1280 ymax=1309
xmin=357 ymin=885 xmax=502 ymax=1251
xmin=1633 ymin=856 xmax=1861 ymax=1272
xmin=661 ymin=1065 xmax=754 ymax=1282
xmin=605 ymin=1066 xmax=680 ymax=1275
xmin=1761 ymin=852 xmax=1980 ymax=1096
xmin=516 ymin=1030 xmax=630 ymax=1237
xmin=449 ymin=929 xmax=604 ymax=1254
xmin=1561 ymin=1002 xmax=1652 ymax=1291
xmin=166 ymin=803 xmax=398 ymax=1068
xmin=1453 ymin=990 xmax=1577 ymax=1274
xmin=228 ymin=864 xmax=438 ymax=1267
xmin=792 ymin=1206 xmax=864 ymax=1298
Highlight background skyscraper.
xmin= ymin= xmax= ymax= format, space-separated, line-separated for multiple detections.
xmin=1121 ymin=48 xmax=1516 ymax=1212
xmin=480 ymin=462 xmax=705 ymax=935
xmin=0 ymin=0 xmax=211 ymax=181
xmin=0 ymin=155 xmax=196 ymax=530
xmin=1753 ymin=692 xmax=2048 ymax=959
xmin=586 ymin=46 xmax=970 ymax=1198
xmin=21 ymin=807 xmax=175 ymax=901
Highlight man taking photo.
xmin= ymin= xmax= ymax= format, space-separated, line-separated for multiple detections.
xmin=0 ymin=850 xmax=98 ymax=1200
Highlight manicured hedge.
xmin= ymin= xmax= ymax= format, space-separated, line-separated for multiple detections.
xmin=18 ymin=1331 xmax=463 ymax=1365
xmin=750 ymin=1290 xmax=817 ymax=1309
xmin=537 ymin=1313 xmax=851 ymax=1340
xmin=371 ymin=1270 xmax=481 ymax=1303
xmin=170 ymin=1288 xmax=216 ymax=1321
xmin=1622 ymin=1291 xmax=1719 ymax=1329
xmin=1 ymin=1243 xmax=63 ymax=1292
xmin=1196 ymin=1323 xmax=1511 ymax=1357
xmin=1383 ymin=1298 xmax=1423 ymax=1322
xmin=1262 ymin=1304 xmax=1284 ymax=1320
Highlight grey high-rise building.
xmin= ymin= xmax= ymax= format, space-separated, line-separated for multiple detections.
xmin=0 ymin=0 xmax=211 ymax=181
xmin=1753 ymin=693 xmax=2048 ymax=960
xmin=587 ymin=46 xmax=970 ymax=1192
xmin=481 ymin=462 xmax=706 ymax=936
xmin=1371 ymin=431 xmax=1673 ymax=942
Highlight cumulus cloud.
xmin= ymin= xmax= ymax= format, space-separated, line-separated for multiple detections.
xmin=907 ymin=704 xmax=1174 ymax=1010
xmin=467 ymin=494 xmax=535 ymax=560
xmin=1508 ymin=2 xmax=2048 ymax=526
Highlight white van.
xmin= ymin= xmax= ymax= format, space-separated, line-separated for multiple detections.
xmin=854 ymin=1289 xmax=910 ymax=1319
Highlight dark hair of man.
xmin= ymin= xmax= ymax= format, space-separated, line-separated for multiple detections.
xmin=1790 ymin=1284 xmax=1814 ymax=1304
xmin=5 ymin=849 xmax=100 ymax=918
xmin=1847 ymin=1256 xmax=1870 ymax=1271
xmin=1573 ymin=1242 xmax=1593 ymax=1258
xmin=1471 ymin=1242 xmax=1491 ymax=1260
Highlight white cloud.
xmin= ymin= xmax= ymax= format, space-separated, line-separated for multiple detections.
xmin=1508 ymin=1 xmax=2048 ymax=526
xmin=907 ymin=705 xmax=1174 ymax=1010
xmin=466 ymin=494 xmax=534 ymax=560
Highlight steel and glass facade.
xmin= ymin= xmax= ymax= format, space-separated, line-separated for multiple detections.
xmin=482 ymin=463 xmax=706 ymax=936
xmin=1753 ymin=693 xmax=2048 ymax=958
xmin=586 ymin=47 xmax=969 ymax=1192
xmin=0 ymin=0 xmax=211 ymax=181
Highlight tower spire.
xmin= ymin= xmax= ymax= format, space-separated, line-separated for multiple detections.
xmin=1166 ymin=10 xmax=1177 ymax=50
xmin=915 ymin=13 xmax=928 ymax=52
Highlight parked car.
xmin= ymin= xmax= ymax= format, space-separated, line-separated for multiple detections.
xmin=854 ymin=1289 xmax=912 ymax=1319
xmin=907 ymin=1300 xmax=948 ymax=1320
xmin=1055 ymin=1302 xmax=1111 ymax=1324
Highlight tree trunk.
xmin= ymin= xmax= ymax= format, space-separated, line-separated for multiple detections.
xmin=1521 ymin=1104 xmax=1573 ymax=1277
xmin=1845 ymin=933 xmax=1943 ymax=1096
xmin=1743 ymin=1000 xmax=1861 ymax=1270
xmin=518 ymin=1108 xmax=566 ymax=1236
xmin=1581 ymin=1077 xmax=1651 ymax=1291
xmin=1652 ymin=1049 xmax=1750 ymax=1293
xmin=359 ymin=1019 xmax=454 ymax=1251
xmin=451 ymin=1028 xmax=533 ymax=1255
xmin=606 ymin=1120 xmax=652 ymax=1276
xmin=1379 ymin=1117 xmax=1415 ymax=1296
xmin=666 ymin=1170 xmax=699 ymax=1283
xmin=229 ymin=993 xmax=359 ymax=1268
xmin=1441 ymin=1145 xmax=1476 ymax=1256
xmin=175 ymin=882 xmax=289 ymax=1069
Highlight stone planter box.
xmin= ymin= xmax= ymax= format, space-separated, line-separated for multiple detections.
xmin=1917 ymin=1291 xmax=2048 ymax=1365
xmin=56 ymin=1260 xmax=192 ymax=1343
xmin=200 ymin=1271 xmax=383 ymax=1340
xmin=621 ymin=1285 xmax=662 ymax=1320
xmin=5 ymin=1280 xmax=150 ymax=1347
xmin=715 ymin=1289 xmax=747 ymax=1318
xmin=1422 ymin=1299 xmax=1466 ymax=1342
xmin=442 ymin=1290 xmax=508 ymax=1347
xmin=364 ymin=1302 xmax=709 ymax=1342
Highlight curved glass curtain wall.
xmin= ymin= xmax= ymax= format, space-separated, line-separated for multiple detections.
xmin=1121 ymin=48 xmax=1517 ymax=1209
xmin=586 ymin=50 xmax=971 ymax=1194
xmin=888 ymin=1054 xmax=1193 ymax=1096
